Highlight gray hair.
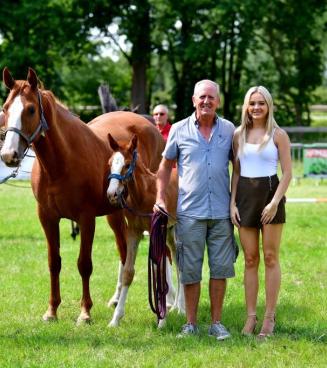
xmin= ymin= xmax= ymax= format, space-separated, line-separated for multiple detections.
xmin=193 ymin=79 xmax=220 ymax=97
xmin=153 ymin=104 xmax=169 ymax=114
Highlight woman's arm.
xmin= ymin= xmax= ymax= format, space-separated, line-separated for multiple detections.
xmin=230 ymin=130 xmax=241 ymax=228
xmin=261 ymin=128 xmax=292 ymax=224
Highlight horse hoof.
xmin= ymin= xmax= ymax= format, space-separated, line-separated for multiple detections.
xmin=76 ymin=313 xmax=91 ymax=326
xmin=76 ymin=318 xmax=91 ymax=326
xmin=108 ymin=319 xmax=119 ymax=328
xmin=42 ymin=314 xmax=58 ymax=322
xmin=157 ymin=319 xmax=166 ymax=329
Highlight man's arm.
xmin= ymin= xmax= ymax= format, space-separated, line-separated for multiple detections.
xmin=154 ymin=157 xmax=175 ymax=212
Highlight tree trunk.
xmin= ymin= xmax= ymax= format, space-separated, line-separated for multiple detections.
xmin=129 ymin=1 xmax=151 ymax=114
xmin=131 ymin=61 xmax=147 ymax=113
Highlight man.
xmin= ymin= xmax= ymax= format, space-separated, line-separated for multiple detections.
xmin=154 ymin=80 xmax=237 ymax=340
xmin=152 ymin=104 xmax=172 ymax=141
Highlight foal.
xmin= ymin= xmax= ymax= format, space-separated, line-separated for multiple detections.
xmin=106 ymin=134 xmax=185 ymax=327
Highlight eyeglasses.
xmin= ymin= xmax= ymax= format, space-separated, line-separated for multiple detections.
xmin=153 ymin=112 xmax=165 ymax=116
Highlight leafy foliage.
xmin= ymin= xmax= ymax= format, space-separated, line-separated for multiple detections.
xmin=0 ymin=0 xmax=95 ymax=99
xmin=60 ymin=56 xmax=131 ymax=121
xmin=0 ymin=0 xmax=326 ymax=125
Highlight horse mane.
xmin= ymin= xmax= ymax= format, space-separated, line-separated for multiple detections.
xmin=13 ymin=80 xmax=70 ymax=114
xmin=40 ymin=88 xmax=82 ymax=121
xmin=42 ymin=90 xmax=70 ymax=112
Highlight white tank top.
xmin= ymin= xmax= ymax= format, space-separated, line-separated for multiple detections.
xmin=239 ymin=132 xmax=278 ymax=178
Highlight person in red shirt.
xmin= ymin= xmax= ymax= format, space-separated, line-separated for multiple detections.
xmin=152 ymin=104 xmax=172 ymax=141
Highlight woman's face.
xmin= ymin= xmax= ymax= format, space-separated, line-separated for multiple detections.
xmin=247 ymin=92 xmax=268 ymax=122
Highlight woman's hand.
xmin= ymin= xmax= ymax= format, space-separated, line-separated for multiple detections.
xmin=261 ymin=201 xmax=278 ymax=225
xmin=230 ymin=203 xmax=241 ymax=228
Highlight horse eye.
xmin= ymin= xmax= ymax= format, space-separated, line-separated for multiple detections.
xmin=28 ymin=106 xmax=35 ymax=114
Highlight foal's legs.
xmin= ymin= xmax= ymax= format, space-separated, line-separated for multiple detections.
xmin=106 ymin=213 xmax=127 ymax=307
xmin=107 ymin=212 xmax=127 ymax=264
xmin=39 ymin=209 xmax=61 ymax=321
xmin=109 ymin=229 xmax=142 ymax=327
xmin=165 ymin=253 xmax=176 ymax=308
xmin=107 ymin=261 xmax=124 ymax=308
xmin=76 ymin=215 xmax=96 ymax=324
xmin=166 ymin=226 xmax=185 ymax=314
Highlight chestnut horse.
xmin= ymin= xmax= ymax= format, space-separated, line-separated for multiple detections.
xmin=0 ymin=67 xmax=165 ymax=324
xmin=106 ymin=133 xmax=185 ymax=327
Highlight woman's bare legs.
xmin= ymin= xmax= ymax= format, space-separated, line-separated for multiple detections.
xmin=259 ymin=223 xmax=283 ymax=336
xmin=239 ymin=227 xmax=260 ymax=334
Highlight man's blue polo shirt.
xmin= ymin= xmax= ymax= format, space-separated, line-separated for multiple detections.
xmin=163 ymin=112 xmax=235 ymax=219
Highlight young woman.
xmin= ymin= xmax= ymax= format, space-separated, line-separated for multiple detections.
xmin=230 ymin=86 xmax=292 ymax=338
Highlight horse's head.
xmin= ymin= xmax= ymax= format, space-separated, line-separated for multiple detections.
xmin=107 ymin=133 xmax=138 ymax=207
xmin=0 ymin=67 xmax=48 ymax=167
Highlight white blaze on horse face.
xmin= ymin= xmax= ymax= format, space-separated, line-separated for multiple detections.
xmin=1 ymin=96 xmax=24 ymax=156
xmin=107 ymin=152 xmax=125 ymax=198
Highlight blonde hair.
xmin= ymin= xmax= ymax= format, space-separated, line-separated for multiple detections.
xmin=238 ymin=86 xmax=278 ymax=156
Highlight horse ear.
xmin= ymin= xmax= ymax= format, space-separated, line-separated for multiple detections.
xmin=108 ymin=133 xmax=120 ymax=152
xmin=27 ymin=67 xmax=38 ymax=90
xmin=128 ymin=134 xmax=138 ymax=152
xmin=3 ymin=67 xmax=15 ymax=89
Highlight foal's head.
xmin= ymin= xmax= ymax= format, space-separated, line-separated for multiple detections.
xmin=107 ymin=133 xmax=138 ymax=207
xmin=0 ymin=67 xmax=47 ymax=166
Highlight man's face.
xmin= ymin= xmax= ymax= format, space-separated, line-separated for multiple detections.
xmin=192 ymin=83 xmax=220 ymax=120
xmin=153 ymin=107 xmax=168 ymax=127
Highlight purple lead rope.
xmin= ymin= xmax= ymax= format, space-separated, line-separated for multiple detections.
xmin=148 ymin=210 xmax=169 ymax=322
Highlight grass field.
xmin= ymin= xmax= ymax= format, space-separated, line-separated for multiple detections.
xmin=0 ymin=175 xmax=326 ymax=367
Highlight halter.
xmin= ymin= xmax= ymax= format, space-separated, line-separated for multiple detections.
xmin=108 ymin=149 xmax=138 ymax=182
xmin=5 ymin=90 xmax=49 ymax=145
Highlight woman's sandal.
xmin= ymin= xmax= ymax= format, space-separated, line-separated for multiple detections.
xmin=241 ymin=314 xmax=258 ymax=336
xmin=257 ymin=312 xmax=276 ymax=340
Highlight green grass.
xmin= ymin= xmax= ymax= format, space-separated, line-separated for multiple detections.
xmin=0 ymin=179 xmax=326 ymax=367
xmin=311 ymin=111 xmax=327 ymax=127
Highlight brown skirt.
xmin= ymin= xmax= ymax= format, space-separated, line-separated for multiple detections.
xmin=236 ymin=175 xmax=286 ymax=228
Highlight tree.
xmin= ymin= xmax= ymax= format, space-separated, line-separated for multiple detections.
xmin=60 ymin=55 xmax=131 ymax=121
xmin=151 ymin=0 xmax=222 ymax=120
xmin=0 ymin=0 xmax=94 ymax=99
xmin=1 ymin=0 xmax=325 ymax=126
xmin=152 ymin=0 xmax=326 ymax=125
xmin=80 ymin=0 xmax=152 ymax=113
xmin=239 ymin=0 xmax=326 ymax=126
xmin=151 ymin=0 xmax=263 ymax=121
